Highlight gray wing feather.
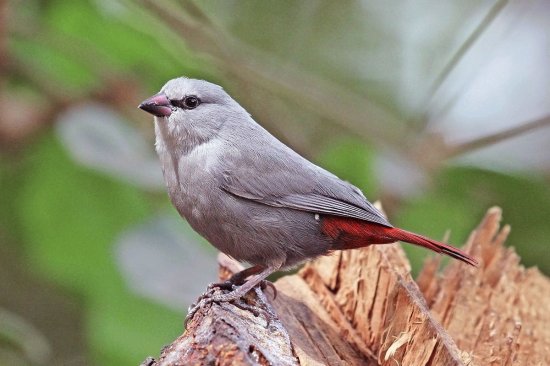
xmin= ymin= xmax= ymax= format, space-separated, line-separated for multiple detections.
xmin=274 ymin=194 xmax=391 ymax=225
xmin=218 ymin=121 xmax=392 ymax=228
xmin=220 ymin=161 xmax=392 ymax=228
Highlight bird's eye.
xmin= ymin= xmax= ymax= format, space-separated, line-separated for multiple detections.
xmin=182 ymin=95 xmax=200 ymax=109
xmin=170 ymin=95 xmax=201 ymax=110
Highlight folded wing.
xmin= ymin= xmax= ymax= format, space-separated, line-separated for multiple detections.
xmin=220 ymin=152 xmax=392 ymax=228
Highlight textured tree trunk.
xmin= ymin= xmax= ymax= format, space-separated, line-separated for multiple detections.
xmin=141 ymin=207 xmax=550 ymax=366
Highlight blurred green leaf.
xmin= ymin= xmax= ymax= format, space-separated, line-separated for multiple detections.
xmin=3 ymin=1 xmax=549 ymax=364
xmin=0 ymin=157 xmax=24 ymax=241
xmin=12 ymin=39 xmax=98 ymax=95
xmin=18 ymin=133 xmax=149 ymax=287
xmin=17 ymin=133 xmax=182 ymax=364
xmin=45 ymin=0 xmax=204 ymax=86
xmin=317 ymin=137 xmax=379 ymax=197
xmin=56 ymin=104 xmax=165 ymax=190
xmin=0 ymin=308 xmax=52 ymax=365
xmin=396 ymin=166 xmax=550 ymax=275
xmin=115 ymin=213 xmax=217 ymax=310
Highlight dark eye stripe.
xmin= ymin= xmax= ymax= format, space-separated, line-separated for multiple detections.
xmin=171 ymin=95 xmax=201 ymax=110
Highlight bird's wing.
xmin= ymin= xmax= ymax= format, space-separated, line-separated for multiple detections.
xmin=220 ymin=147 xmax=392 ymax=227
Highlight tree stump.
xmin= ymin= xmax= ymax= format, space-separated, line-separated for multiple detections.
xmin=141 ymin=207 xmax=550 ymax=365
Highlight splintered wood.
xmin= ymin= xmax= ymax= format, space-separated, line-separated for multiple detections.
xmin=141 ymin=207 xmax=550 ymax=366
xmin=417 ymin=207 xmax=550 ymax=366
xmin=146 ymin=255 xmax=298 ymax=366
xmin=279 ymin=233 xmax=466 ymax=365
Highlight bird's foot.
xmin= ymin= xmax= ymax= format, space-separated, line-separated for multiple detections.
xmin=208 ymin=279 xmax=276 ymax=302
xmin=260 ymin=280 xmax=278 ymax=300
xmin=185 ymin=279 xmax=277 ymax=327
xmin=185 ymin=295 xmax=212 ymax=327
xmin=216 ymin=283 xmax=279 ymax=326
xmin=184 ymin=280 xmax=236 ymax=326
xmin=206 ymin=280 xmax=235 ymax=292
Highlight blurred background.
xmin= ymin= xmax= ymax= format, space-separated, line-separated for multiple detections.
xmin=1 ymin=0 xmax=549 ymax=364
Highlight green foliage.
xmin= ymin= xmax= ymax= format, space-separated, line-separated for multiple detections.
xmin=317 ymin=138 xmax=379 ymax=197
xmin=396 ymin=166 xmax=550 ymax=274
xmin=12 ymin=39 xmax=98 ymax=95
xmin=0 ymin=157 xmax=24 ymax=242
xmin=317 ymin=141 xmax=550 ymax=276
xmin=3 ymin=1 xmax=549 ymax=364
xmin=13 ymin=0 xmax=206 ymax=94
xmin=16 ymin=133 xmax=182 ymax=365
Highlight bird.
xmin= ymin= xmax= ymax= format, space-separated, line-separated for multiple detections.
xmin=138 ymin=77 xmax=477 ymax=305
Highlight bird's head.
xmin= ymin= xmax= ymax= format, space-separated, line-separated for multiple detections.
xmin=139 ymin=77 xmax=240 ymax=149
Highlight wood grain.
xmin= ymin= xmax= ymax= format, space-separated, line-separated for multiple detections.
xmin=141 ymin=207 xmax=550 ymax=366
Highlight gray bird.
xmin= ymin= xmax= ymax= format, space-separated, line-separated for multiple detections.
xmin=139 ymin=77 xmax=477 ymax=304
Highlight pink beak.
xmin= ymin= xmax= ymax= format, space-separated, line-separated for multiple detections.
xmin=139 ymin=93 xmax=172 ymax=117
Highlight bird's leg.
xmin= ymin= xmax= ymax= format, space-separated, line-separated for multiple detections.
xmin=210 ymin=265 xmax=279 ymax=302
xmin=213 ymin=265 xmax=282 ymax=326
xmin=200 ymin=265 xmax=265 ymax=293
xmin=185 ymin=264 xmax=279 ymax=326
xmin=229 ymin=266 xmax=277 ymax=299
xmin=229 ymin=265 xmax=266 ymax=286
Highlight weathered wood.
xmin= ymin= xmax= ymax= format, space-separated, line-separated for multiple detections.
xmin=145 ymin=254 xmax=298 ymax=366
xmin=272 ymin=276 xmax=373 ymax=365
xmin=417 ymin=207 xmax=550 ymax=366
xmin=141 ymin=207 xmax=550 ymax=365
xmin=295 ymin=234 xmax=467 ymax=365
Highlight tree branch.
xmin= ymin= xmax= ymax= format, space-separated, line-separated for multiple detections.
xmin=137 ymin=0 xmax=406 ymax=149
xmin=420 ymin=0 xmax=509 ymax=120
xmin=444 ymin=114 xmax=550 ymax=159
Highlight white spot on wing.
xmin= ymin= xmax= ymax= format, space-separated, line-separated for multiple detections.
xmin=314 ymin=214 xmax=320 ymax=221
xmin=191 ymin=207 xmax=201 ymax=218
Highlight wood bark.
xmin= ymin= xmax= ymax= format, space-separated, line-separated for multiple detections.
xmin=141 ymin=207 xmax=550 ymax=365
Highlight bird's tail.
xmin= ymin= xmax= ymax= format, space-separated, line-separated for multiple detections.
xmin=322 ymin=216 xmax=478 ymax=266
xmin=383 ymin=227 xmax=478 ymax=266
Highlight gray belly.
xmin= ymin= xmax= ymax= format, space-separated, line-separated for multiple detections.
xmin=181 ymin=191 xmax=332 ymax=268
xmin=162 ymin=146 xmax=332 ymax=268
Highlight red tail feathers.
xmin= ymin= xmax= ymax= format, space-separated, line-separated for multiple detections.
xmin=321 ymin=216 xmax=478 ymax=266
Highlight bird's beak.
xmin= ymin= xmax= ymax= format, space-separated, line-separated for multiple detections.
xmin=138 ymin=93 xmax=172 ymax=117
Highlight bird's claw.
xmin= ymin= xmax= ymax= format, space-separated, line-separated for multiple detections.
xmin=184 ymin=279 xmax=277 ymax=328
xmin=260 ymin=280 xmax=277 ymax=300
xmin=206 ymin=280 xmax=235 ymax=292
xmin=185 ymin=296 xmax=213 ymax=328
xmin=185 ymin=280 xmax=236 ymax=327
